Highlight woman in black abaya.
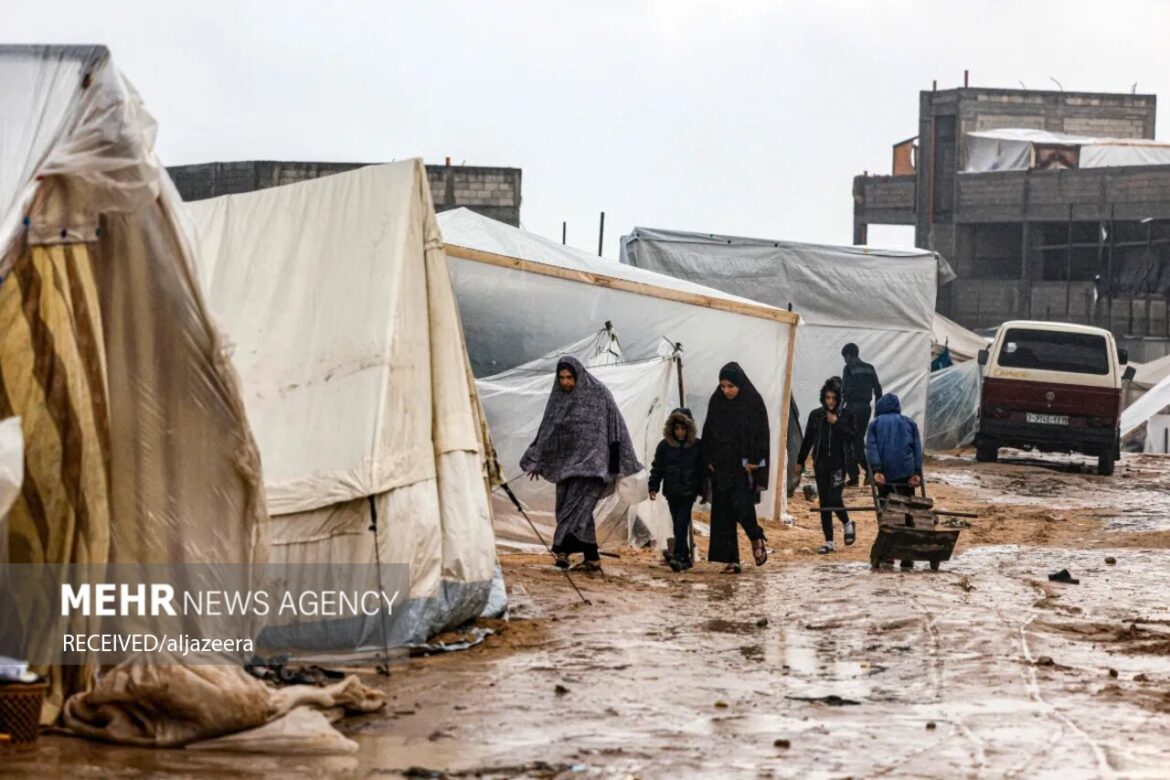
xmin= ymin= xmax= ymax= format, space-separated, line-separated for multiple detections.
xmin=702 ymin=362 xmax=770 ymax=573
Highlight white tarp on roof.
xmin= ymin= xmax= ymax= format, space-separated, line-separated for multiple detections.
xmin=620 ymin=228 xmax=947 ymax=431
xmin=440 ymin=208 xmax=797 ymax=521
xmin=965 ymin=128 xmax=1170 ymax=173
xmin=1132 ymin=353 xmax=1170 ymax=390
xmin=477 ymin=337 xmax=673 ymax=550
xmin=189 ymin=161 xmax=498 ymax=648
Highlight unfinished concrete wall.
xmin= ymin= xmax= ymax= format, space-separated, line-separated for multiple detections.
xmin=168 ymin=161 xmax=523 ymax=226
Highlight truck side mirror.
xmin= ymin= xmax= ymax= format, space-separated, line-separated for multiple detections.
xmin=977 ymin=349 xmax=989 ymax=366
xmin=1118 ymin=348 xmax=1129 ymax=365
xmin=1123 ymin=366 xmax=1137 ymax=382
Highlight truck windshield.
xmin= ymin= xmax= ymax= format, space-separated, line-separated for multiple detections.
xmin=997 ymin=328 xmax=1110 ymax=375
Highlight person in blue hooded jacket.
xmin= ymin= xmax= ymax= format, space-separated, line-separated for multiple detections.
xmin=865 ymin=393 xmax=923 ymax=497
xmin=865 ymin=393 xmax=924 ymax=570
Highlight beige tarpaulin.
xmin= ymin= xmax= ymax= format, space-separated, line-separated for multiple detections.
xmin=187 ymin=161 xmax=499 ymax=650
xmin=0 ymin=45 xmax=267 ymax=721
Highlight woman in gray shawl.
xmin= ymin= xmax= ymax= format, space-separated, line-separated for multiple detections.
xmin=521 ymin=357 xmax=643 ymax=572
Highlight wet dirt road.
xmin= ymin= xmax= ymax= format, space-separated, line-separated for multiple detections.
xmin=11 ymin=453 xmax=1170 ymax=778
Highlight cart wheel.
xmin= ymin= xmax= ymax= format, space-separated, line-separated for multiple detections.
xmin=929 ymin=559 xmax=941 ymax=572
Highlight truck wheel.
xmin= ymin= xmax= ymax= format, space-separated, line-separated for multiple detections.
xmin=1097 ymin=453 xmax=1116 ymax=476
xmin=975 ymin=444 xmax=998 ymax=463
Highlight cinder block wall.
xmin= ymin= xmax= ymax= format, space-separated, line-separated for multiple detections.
xmin=168 ymin=161 xmax=522 ymax=227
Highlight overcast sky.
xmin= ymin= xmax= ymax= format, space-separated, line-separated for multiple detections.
xmin=6 ymin=1 xmax=1169 ymax=258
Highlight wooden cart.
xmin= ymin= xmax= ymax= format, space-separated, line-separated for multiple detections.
xmin=868 ymin=491 xmax=961 ymax=571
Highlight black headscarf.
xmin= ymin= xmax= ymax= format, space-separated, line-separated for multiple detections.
xmin=702 ymin=361 xmax=771 ymax=490
xmin=520 ymin=356 xmax=643 ymax=483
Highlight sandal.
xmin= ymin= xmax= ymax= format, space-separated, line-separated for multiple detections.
xmin=572 ymin=560 xmax=603 ymax=573
xmin=553 ymin=553 xmax=570 ymax=569
xmin=752 ymin=537 xmax=768 ymax=567
xmin=721 ymin=563 xmax=742 ymax=575
xmin=844 ymin=521 xmax=856 ymax=546
xmin=816 ymin=543 xmax=834 ymax=555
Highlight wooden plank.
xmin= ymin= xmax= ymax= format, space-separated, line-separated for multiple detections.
xmin=773 ymin=320 xmax=799 ymax=522
xmin=444 ymin=244 xmax=800 ymax=326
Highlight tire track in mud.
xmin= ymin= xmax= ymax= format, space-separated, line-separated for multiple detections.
xmin=869 ymin=576 xmax=989 ymax=776
xmin=996 ymin=576 xmax=1115 ymax=779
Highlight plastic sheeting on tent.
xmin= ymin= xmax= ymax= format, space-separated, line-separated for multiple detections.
xmin=620 ymin=228 xmax=952 ymax=433
xmin=478 ymin=336 xmax=674 ymax=550
xmin=439 ymin=208 xmax=799 ymax=522
xmin=925 ymin=362 xmax=982 ymax=451
xmin=188 ymin=161 xmax=499 ymax=651
xmin=0 ymin=45 xmax=268 ymax=721
xmin=933 ymin=313 xmax=990 ymax=363
xmin=1121 ymin=371 xmax=1170 ymax=439
xmin=965 ymin=128 xmax=1170 ymax=173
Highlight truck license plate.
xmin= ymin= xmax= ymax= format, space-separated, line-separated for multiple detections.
xmin=1027 ymin=413 xmax=1069 ymax=426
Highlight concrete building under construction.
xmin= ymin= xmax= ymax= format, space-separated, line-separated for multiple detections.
xmin=854 ymin=82 xmax=1170 ymax=358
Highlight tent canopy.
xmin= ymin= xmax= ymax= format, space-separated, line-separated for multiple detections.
xmin=188 ymin=161 xmax=498 ymax=648
xmin=933 ymin=312 xmax=991 ymax=363
xmin=0 ymin=44 xmax=267 ymax=715
xmin=440 ymin=208 xmax=798 ymax=521
xmin=965 ymin=128 xmax=1170 ymax=173
xmin=619 ymin=227 xmax=948 ymax=430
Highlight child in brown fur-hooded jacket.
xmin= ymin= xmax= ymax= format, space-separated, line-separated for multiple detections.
xmin=649 ymin=407 xmax=704 ymax=571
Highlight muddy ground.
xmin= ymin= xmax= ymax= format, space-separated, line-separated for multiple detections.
xmin=10 ymin=452 xmax=1170 ymax=778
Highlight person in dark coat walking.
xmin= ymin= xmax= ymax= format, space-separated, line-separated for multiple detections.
xmin=702 ymin=363 xmax=770 ymax=574
xmin=865 ymin=392 xmax=924 ymax=570
xmin=649 ymin=407 xmax=704 ymax=571
xmin=521 ymin=357 xmax=643 ymax=572
xmin=841 ymin=343 xmax=882 ymax=486
xmin=793 ymin=379 xmax=867 ymax=554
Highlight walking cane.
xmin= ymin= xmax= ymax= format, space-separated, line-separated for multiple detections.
xmin=500 ymin=482 xmax=592 ymax=606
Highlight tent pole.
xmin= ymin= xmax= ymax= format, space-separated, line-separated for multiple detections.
xmin=774 ymin=320 xmax=798 ymax=524
xmin=674 ymin=344 xmax=685 ymax=407
xmin=367 ymin=495 xmax=393 ymax=676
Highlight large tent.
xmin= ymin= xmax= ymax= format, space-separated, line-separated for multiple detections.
xmin=620 ymin=228 xmax=952 ymax=431
xmin=439 ymin=208 xmax=799 ymax=521
xmin=187 ymin=161 xmax=499 ymax=651
xmin=0 ymin=45 xmax=267 ymax=718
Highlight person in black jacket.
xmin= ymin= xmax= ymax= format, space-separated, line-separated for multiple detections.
xmin=793 ymin=379 xmax=867 ymax=554
xmin=841 ymin=343 xmax=882 ymax=486
xmin=649 ymin=407 xmax=704 ymax=571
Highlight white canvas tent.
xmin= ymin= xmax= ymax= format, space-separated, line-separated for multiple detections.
xmin=620 ymin=228 xmax=951 ymax=432
xmin=188 ymin=161 xmax=499 ymax=650
xmin=0 ymin=44 xmax=267 ymax=719
xmin=965 ymin=128 xmax=1170 ymax=173
xmin=439 ymin=208 xmax=799 ymax=521
xmin=933 ymin=312 xmax=991 ymax=363
xmin=477 ymin=332 xmax=676 ymax=551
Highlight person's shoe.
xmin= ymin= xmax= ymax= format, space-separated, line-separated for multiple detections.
xmin=752 ymin=537 xmax=768 ymax=567
xmin=900 ymin=560 xmax=915 ymax=571
xmin=681 ymin=558 xmax=694 ymax=571
xmin=722 ymin=563 xmax=742 ymax=574
xmin=843 ymin=521 xmax=856 ymax=546
xmin=817 ymin=542 xmax=835 ymax=555
xmin=669 ymin=557 xmax=683 ymax=572
xmin=553 ymin=553 xmax=570 ymax=569
xmin=573 ymin=559 xmax=603 ymax=573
